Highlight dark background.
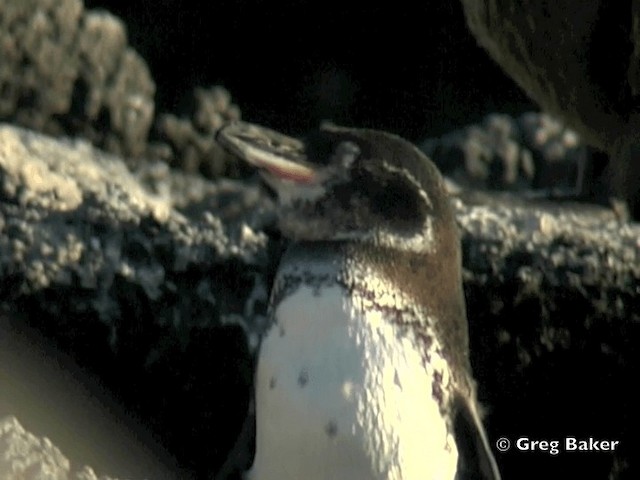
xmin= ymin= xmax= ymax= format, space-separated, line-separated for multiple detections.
xmin=83 ymin=0 xmax=536 ymax=141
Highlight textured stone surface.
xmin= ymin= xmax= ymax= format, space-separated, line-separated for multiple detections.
xmin=0 ymin=0 xmax=249 ymax=180
xmin=0 ymin=124 xmax=274 ymax=478
xmin=455 ymin=194 xmax=640 ymax=480
xmin=459 ymin=0 xmax=640 ymax=217
xmin=422 ymin=112 xmax=585 ymax=193
xmin=152 ymin=87 xmax=245 ymax=179
xmin=0 ymin=124 xmax=638 ymax=479
xmin=0 ymin=416 xmax=124 ymax=480
xmin=459 ymin=1 xmax=636 ymax=149
xmin=0 ymin=0 xmax=155 ymax=158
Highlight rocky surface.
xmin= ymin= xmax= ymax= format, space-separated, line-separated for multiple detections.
xmin=459 ymin=0 xmax=640 ymax=217
xmin=0 ymin=124 xmax=275 ymax=479
xmin=0 ymin=124 xmax=637 ymax=479
xmin=0 ymin=0 xmax=245 ymax=180
xmin=151 ymin=87 xmax=245 ymax=179
xmin=455 ymin=193 xmax=639 ymax=479
xmin=0 ymin=0 xmax=155 ymax=158
xmin=0 ymin=416 xmax=121 ymax=480
xmin=422 ymin=112 xmax=586 ymax=193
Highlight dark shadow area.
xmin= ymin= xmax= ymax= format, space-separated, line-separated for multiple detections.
xmin=83 ymin=0 xmax=535 ymax=139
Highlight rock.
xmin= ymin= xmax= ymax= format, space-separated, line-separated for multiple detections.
xmin=0 ymin=0 xmax=155 ymax=158
xmin=0 ymin=311 xmax=184 ymax=480
xmin=453 ymin=193 xmax=639 ymax=480
xmin=0 ymin=123 xmax=274 ymax=478
xmin=152 ymin=87 xmax=245 ymax=179
xmin=422 ymin=112 xmax=586 ymax=193
xmin=459 ymin=0 xmax=640 ymax=217
xmin=0 ymin=415 xmax=125 ymax=480
xmin=0 ymin=0 xmax=248 ymax=181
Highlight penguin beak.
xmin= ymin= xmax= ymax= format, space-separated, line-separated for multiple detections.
xmin=243 ymin=149 xmax=318 ymax=185
xmin=216 ymin=122 xmax=319 ymax=185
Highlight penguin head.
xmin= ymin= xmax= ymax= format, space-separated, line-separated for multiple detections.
xmin=218 ymin=121 xmax=456 ymax=254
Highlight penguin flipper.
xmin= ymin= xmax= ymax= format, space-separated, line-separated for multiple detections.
xmin=453 ymin=396 xmax=501 ymax=480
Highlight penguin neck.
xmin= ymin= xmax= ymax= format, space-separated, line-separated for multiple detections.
xmin=277 ymin=239 xmax=473 ymax=393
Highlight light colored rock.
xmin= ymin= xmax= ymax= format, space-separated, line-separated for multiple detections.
xmin=0 ymin=415 xmax=123 ymax=480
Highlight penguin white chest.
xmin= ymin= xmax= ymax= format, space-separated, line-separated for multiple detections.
xmin=249 ymin=273 xmax=458 ymax=480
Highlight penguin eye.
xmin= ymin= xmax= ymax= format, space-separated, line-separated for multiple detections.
xmin=370 ymin=175 xmax=425 ymax=222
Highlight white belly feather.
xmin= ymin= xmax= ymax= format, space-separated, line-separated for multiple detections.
xmin=249 ymin=277 xmax=458 ymax=480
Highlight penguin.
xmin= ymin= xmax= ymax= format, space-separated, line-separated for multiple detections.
xmin=217 ymin=121 xmax=501 ymax=480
